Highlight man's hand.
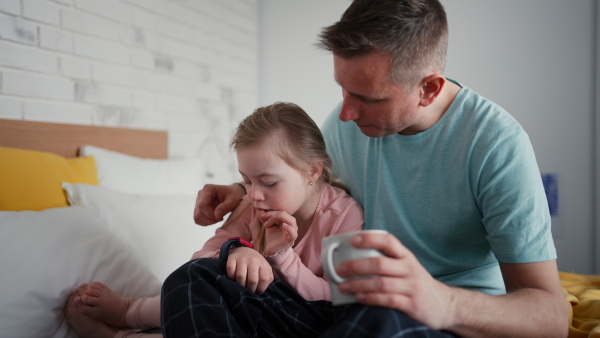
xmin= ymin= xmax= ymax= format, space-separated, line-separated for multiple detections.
xmin=194 ymin=183 xmax=246 ymax=226
xmin=227 ymin=247 xmax=274 ymax=294
xmin=335 ymin=232 xmax=569 ymax=337
xmin=335 ymin=232 xmax=456 ymax=330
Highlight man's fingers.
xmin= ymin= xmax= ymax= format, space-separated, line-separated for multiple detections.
xmin=194 ymin=187 xmax=220 ymax=225
xmin=213 ymin=208 xmax=224 ymax=221
xmin=337 ymin=255 xmax=411 ymax=280
xmin=194 ymin=203 xmax=220 ymax=225
xmin=351 ymin=232 xmax=409 ymax=259
xmin=214 ymin=195 xmax=242 ymax=220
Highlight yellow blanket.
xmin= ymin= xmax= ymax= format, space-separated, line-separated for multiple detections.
xmin=560 ymin=272 xmax=600 ymax=338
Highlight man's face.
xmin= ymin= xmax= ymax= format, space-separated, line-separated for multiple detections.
xmin=333 ymin=52 xmax=423 ymax=137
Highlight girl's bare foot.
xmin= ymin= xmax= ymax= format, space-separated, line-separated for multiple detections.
xmin=73 ymin=282 xmax=136 ymax=329
xmin=64 ymin=291 xmax=119 ymax=338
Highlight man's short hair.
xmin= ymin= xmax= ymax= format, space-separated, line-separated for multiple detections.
xmin=317 ymin=0 xmax=448 ymax=88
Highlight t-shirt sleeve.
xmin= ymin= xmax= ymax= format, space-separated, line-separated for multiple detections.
xmin=477 ymin=129 xmax=556 ymax=263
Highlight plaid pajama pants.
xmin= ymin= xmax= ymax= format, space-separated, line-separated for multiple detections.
xmin=160 ymin=258 xmax=456 ymax=338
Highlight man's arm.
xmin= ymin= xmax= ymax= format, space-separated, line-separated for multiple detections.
xmin=446 ymin=260 xmax=568 ymax=338
xmin=336 ymin=232 xmax=569 ymax=338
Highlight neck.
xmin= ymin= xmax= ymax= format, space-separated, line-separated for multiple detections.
xmin=433 ymin=79 xmax=461 ymax=118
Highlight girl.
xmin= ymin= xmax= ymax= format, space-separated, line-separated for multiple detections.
xmin=64 ymin=102 xmax=364 ymax=338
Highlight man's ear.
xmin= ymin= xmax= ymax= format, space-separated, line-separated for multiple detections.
xmin=419 ymin=74 xmax=445 ymax=107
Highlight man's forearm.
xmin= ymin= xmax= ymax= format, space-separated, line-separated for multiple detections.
xmin=445 ymin=286 xmax=568 ymax=338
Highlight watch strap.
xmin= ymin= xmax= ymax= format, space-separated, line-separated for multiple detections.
xmin=219 ymin=237 xmax=253 ymax=262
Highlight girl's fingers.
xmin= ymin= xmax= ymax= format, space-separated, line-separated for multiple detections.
xmin=280 ymin=223 xmax=298 ymax=241
xmin=256 ymin=266 xmax=273 ymax=294
xmin=227 ymin=260 xmax=247 ymax=288
xmin=244 ymin=267 xmax=259 ymax=293
xmin=227 ymin=248 xmax=274 ymax=294
xmin=261 ymin=211 xmax=296 ymax=229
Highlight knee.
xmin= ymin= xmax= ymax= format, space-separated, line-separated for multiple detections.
xmin=163 ymin=258 xmax=225 ymax=291
xmin=162 ymin=260 xmax=192 ymax=292
xmin=355 ymin=306 xmax=427 ymax=331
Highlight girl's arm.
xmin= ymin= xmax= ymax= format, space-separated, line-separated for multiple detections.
xmin=191 ymin=200 xmax=274 ymax=294
xmin=190 ymin=201 xmax=254 ymax=260
xmin=266 ymin=249 xmax=332 ymax=301
xmin=267 ymin=199 xmax=364 ymax=301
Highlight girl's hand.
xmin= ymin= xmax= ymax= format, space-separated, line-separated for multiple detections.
xmin=227 ymin=247 xmax=273 ymax=294
xmin=259 ymin=211 xmax=298 ymax=256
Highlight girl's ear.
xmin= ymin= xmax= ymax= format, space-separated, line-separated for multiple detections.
xmin=308 ymin=163 xmax=323 ymax=183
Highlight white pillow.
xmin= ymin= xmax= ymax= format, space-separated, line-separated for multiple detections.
xmin=0 ymin=206 xmax=162 ymax=338
xmin=80 ymin=145 xmax=206 ymax=196
xmin=63 ymin=182 xmax=219 ymax=282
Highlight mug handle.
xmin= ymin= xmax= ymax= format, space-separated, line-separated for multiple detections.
xmin=323 ymin=241 xmax=344 ymax=284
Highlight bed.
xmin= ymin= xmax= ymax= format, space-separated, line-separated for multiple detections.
xmin=0 ymin=119 xmax=219 ymax=337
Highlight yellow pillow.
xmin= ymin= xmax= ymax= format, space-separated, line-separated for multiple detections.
xmin=0 ymin=147 xmax=98 ymax=211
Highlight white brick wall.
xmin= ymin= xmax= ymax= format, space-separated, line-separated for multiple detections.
xmin=0 ymin=0 xmax=259 ymax=184
xmin=0 ymin=0 xmax=258 ymax=182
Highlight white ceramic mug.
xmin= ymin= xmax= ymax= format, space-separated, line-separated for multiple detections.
xmin=321 ymin=229 xmax=388 ymax=305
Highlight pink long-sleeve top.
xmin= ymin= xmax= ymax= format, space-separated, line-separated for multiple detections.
xmin=190 ymin=183 xmax=364 ymax=301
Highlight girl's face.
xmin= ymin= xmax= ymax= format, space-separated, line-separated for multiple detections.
xmin=236 ymin=139 xmax=318 ymax=221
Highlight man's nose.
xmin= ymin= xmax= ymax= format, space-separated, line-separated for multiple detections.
xmin=339 ymin=92 xmax=360 ymax=122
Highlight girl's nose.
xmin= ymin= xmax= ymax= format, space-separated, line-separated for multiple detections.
xmin=249 ymin=186 xmax=264 ymax=201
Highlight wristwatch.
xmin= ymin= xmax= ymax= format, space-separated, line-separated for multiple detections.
xmin=219 ymin=237 xmax=254 ymax=262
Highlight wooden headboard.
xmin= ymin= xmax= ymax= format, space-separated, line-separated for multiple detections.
xmin=0 ymin=119 xmax=168 ymax=159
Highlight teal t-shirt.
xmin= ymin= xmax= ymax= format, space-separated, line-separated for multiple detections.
xmin=322 ymin=80 xmax=556 ymax=295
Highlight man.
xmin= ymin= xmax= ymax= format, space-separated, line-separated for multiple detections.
xmin=181 ymin=0 xmax=568 ymax=337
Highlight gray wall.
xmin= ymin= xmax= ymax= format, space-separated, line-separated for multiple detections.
xmin=259 ymin=0 xmax=599 ymax=274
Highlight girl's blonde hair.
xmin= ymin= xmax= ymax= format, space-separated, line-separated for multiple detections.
xmin=224 ymin=102 xmax=344 ymax=253
xmin=231 ymin=101 xmax=333 ymax=187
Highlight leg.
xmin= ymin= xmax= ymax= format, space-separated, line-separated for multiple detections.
xmin=75 ymin=282 xmax=136 ymax=329
xmin=125 ymin=296 xmax=162 ymax=330
xmin=161 ymin=258 xmax=331 ymax=338
xmin=319 ymin=304 xmax=458 ymax=338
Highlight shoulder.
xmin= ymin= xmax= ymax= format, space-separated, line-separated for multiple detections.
xmin=448 ymin=85 xmax=527 ymax=152
xmin=318 ymin=184 xmax=363 ymax=216
xmin=316 ymin=184 xmax=364 ymax=234
xmin=238 ymin=195 xmax=254 ymax=210
xmin=455 ymin=85 xmax=522 ymax=133
xmin=228 ymin=196 xmax=255 ymax=224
